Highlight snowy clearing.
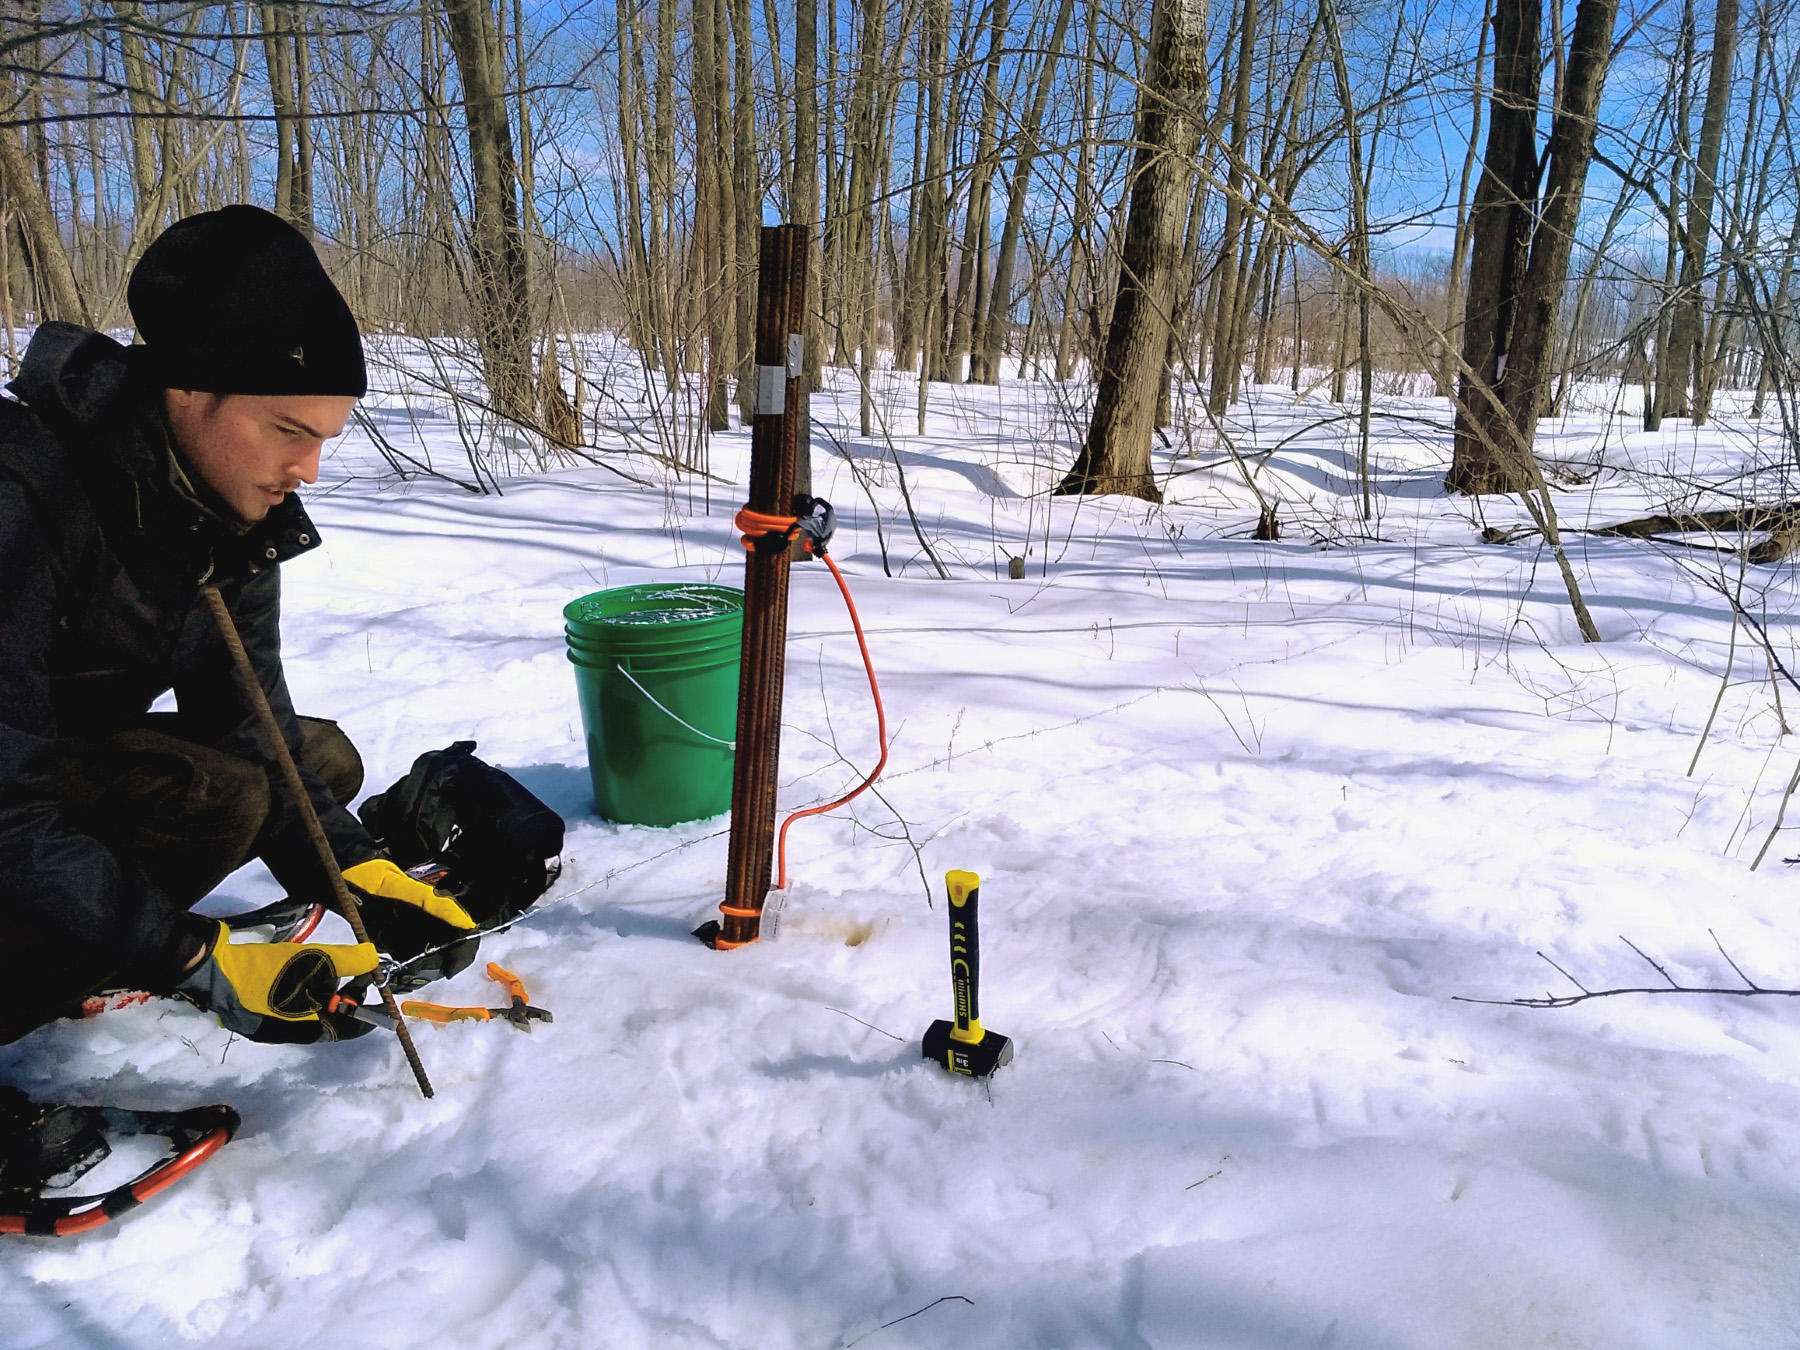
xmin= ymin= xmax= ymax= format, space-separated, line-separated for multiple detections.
xmin=7 ymin=356 xmax=1800 ymax=1348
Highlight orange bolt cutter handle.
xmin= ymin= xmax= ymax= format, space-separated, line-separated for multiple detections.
xmin=486 ymin=962 xmax=528 ymax=1003
xmin=396 ymin=965 xmax=550 ymax=1031
xmin=400 ymin=1002 xmax=492 ymax=1024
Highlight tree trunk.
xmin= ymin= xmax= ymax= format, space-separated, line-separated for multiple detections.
xmin=950 ymin=0 xmax=1008 ymax=382
xmin=1323 ymin=0 xmax=1374 ymax=519
xmin=651 ymin=0 xmax=677 ymax=378
xmin=1055 ymin=5 xmax=1100 ymax=381
xmin=792 ymin=0 xmax=820 ymax=501
xmin=1207 ymin=0 xmax=1260 ymax=414
xmin=1058 ymin=0 xmax=1205 ymax=500
xmin=693 ymin=0 xmax=733 ymax=426
xmin=442 ymin=0 xmax=535 ymax=423
xmin=1442 ymin=0 xmax=1492 ymax=394
xmin=1694 ymin=3 xmax=1773 ymax=422
xmin=615 ymin=0 xmax=655 ymax=361
xmin=1495 ymin=0 xmax=1620 ymax=461
xmin=1655 ymin=0 xmax=1697 ymax=420
xmin=111 ymin=3 xmax=165 ymax=248
xmin=0 ymin=101 xmax=86 ymax=324
xmin=1665 ymin=0 xmax=1739 ymax=421
xmin=1446 ymin=0 xmax=1541 ymax=494
xmin=292 ymin=17 xmax=314 ymax=233
xmin=729 ymin=0 xmax=758 ymax=418
xmin=840 ymin=0 xmax=884 ymax=375
xmin=918 ymin=0 xmax=952 ymax=382
xmin=975 ymin=0 xmax=1075 ymax=383
xmin=1753 ymin=210 xmax=1800 ymax=418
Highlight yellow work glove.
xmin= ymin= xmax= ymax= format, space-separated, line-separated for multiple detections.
xmin=176 ymin=921 xmax=379 ymax=1043
xmin=342 ymin=859 xmax=477 ymax=931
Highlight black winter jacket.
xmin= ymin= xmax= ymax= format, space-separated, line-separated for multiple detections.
xmin=0 ymin=323 xmax=379 ymax=1041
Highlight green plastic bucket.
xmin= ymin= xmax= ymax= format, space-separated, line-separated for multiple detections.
xmin=563 ymin=584 xmax=742 ymax=826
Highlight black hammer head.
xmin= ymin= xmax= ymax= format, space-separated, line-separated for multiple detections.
xmin=922 ymin=1019 xmax=1013 ymax=1078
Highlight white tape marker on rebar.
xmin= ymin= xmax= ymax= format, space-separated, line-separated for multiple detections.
xmin=754 ymin=365 xmax=786 ymax=416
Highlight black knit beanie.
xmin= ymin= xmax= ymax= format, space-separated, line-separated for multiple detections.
xmin=127 ymin=204 xmax=366 ymax=397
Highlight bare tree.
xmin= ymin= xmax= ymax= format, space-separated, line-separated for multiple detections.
xmin=441 ymin=0 xmax=535 ymax=423
xmin=1059 ymin=0 xmax=1206 ymax=500
xmin=1663 ymin=0 xmax=1739 ymax=421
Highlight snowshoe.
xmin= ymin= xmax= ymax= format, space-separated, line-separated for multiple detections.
xmin=0 ymin=1087 xmax=239 ymax=1236
xmin=221 ymin=896 xmax=327 ymax=944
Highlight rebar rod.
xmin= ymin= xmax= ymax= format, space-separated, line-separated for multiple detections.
xmin=201 ymin=585 xmax=434 ymax=1097
xmin=720 ymin=224 xmax=808 ymax=947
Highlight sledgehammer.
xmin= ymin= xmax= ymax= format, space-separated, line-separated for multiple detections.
xmin=921 ymin=870 xmax=1013 ymax=1078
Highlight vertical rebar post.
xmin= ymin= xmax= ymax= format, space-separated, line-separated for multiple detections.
xmin=720 ymin=223 xmax=809 ymax=947
xmin=201 ymin=586 xmax=434 ymax=1097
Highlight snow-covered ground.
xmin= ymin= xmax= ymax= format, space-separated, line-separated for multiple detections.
xmin=7 ymin=353 xmax=1800 ymax=1348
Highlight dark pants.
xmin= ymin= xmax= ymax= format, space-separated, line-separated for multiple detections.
xmin=48 ymin=715 xmax=364 ymax=911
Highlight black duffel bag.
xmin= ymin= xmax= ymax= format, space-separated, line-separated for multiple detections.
xmin=357 ymin=741 xmax=564 ymax=987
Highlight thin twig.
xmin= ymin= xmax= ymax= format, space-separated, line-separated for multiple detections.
xmin=1619 ymin=935 xmax=1680 ymax=988
xmin=1689 ymin=550 xmax=1747 ymax=776
xmin=1460 ymin=936 xmax=1799 ymax=1008
xmin=1537 ymin=951 xmax=1591 ymax=994
xmin=844 ymin=1295 xmax=975 ymax=1347
xmin=1751 ymin=753 xmax=1800 ymax=871
xmin=1711 ymin=929 xmax=1764 ymax=991
xmin=826 ymin=1007 xmax=907 ymax=1042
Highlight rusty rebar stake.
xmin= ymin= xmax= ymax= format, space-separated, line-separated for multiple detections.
xmin=719 ymin=224 xmax=809 ymax=948
xmin=201 ymin=586 xmax=434 ymax=1097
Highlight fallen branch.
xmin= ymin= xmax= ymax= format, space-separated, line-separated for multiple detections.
xmin=1455 ymin=931 xmax=1797 ymax=1008
xmin=1585 ymin=503 xmax=1800 ymax=564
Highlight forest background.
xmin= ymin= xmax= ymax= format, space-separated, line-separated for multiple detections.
xmin=1 ymin=0 xmax=1794 ymax=540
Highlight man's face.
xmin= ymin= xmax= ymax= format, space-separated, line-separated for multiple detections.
xmin=163 ymin=389 xmax=357 ymax=523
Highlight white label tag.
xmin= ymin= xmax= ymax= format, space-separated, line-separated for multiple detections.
xmin=786 ymin=334 xmax=804 ymax=378
xmin=761 ymin=886 xmax=790 ymax=942
xmin=755 ymin=365 xmax=786 ymax=416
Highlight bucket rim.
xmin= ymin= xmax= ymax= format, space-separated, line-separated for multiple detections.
xmin=563 ymin=582 xmax=744 ymax=631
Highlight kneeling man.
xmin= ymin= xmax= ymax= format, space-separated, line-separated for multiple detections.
xmin=0 ymin=205 xmax=472 ymax=1048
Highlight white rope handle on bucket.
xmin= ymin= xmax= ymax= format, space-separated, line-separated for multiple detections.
xmin=615 ymin=664 xmax=736 ymax=750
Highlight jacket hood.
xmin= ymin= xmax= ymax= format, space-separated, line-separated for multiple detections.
xmin=6 ymin=322 xmax=322 ymax=585
xmin=8 ymin=323 xmax=147 ymax=465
